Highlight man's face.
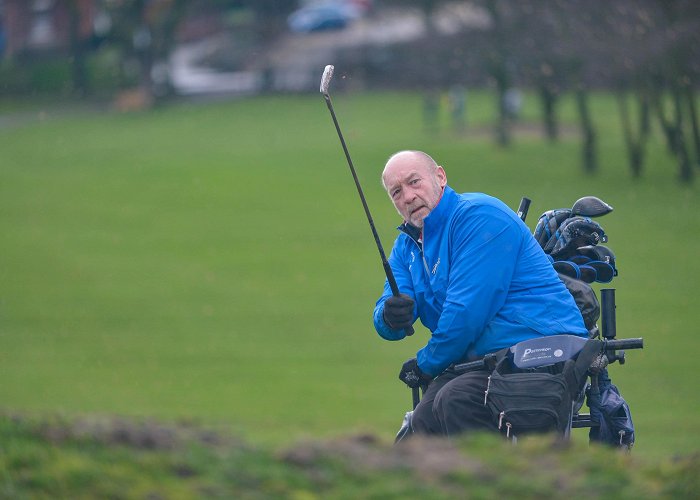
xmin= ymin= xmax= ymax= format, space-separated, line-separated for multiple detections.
xmin=382 ymin=155 xmax=447 ymax=228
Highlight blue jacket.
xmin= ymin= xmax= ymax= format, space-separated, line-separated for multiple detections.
xmin=374 ymin=186 xmax=587 ymax=376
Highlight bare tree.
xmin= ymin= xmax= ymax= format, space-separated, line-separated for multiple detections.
xmin=102 ymin=0 xmax=188 ymax=103
xmin=646 ymin=0 xmax=698 ymax=182
xmin=64 ymin=0 xmax=91 ymax=96
xmin=481 ymin=0 xmax=513 ymax=146
xmin=617 ymin=85 xmax=650 ymax=178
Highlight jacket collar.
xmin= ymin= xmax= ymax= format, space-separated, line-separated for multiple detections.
xmin=397 ymin=185 xmax=458 ymax=241
xmin=423 ymin=185 xmax=458 ymax=229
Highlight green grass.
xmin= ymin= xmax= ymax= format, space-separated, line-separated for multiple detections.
xmin=1 ymin=91 xmax=699 ymax=460
xmin=1 ymin=413 xmax=698 ymax=499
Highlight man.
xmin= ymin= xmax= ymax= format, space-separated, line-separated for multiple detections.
xmin=373 ymin=150 xmax=587 ymax=436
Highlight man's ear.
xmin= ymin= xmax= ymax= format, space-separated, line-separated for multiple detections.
xmin=436 ymin=166 xmax=447 ymax=188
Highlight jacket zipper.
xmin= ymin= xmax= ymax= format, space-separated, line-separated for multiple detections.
xmin=403 ymin=229 xmax=431 ymax=276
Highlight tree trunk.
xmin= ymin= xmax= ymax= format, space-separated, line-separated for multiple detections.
xmin=542 ymin=86 xmax=558 ymax=141
xmin=616 ymin=90 xmax=644 ymax=178
xmin=495 ymin=75 xmax=510 ymax=147
xmin=684 ymin=84 xmax=700 ymax=168
xmin=639 ymin=84 xmax=651 ymax=137
xmin=575 ymin=86 xmax=597 ymax=174
xmin=672 ymin=85 xmax=693 ymax=183
xmin=650 ymin=79 xmax=694 ymax=183
xmin=651 ymin=83 xmax=679 ymax=157
xmin=66 ymin=0 xmax=88 ymax=96
xmin=421 ymin=0 xmax=438 ymax=34
xmin=485 ymin=0 xmax=511 ymax=147
xmin=152 ymin=0 xmax=187 ymax=99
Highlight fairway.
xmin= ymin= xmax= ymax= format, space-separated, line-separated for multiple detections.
xmin=1 ymin=91 xmax=699 ymax=459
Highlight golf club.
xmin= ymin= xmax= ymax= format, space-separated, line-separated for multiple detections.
xmin=320 ymin=65 xmax=414 ymax=338
xmin=516 ymin=197 xmax=531 ymax=222
xmin=571 ymin=196 xmax=613 ymax=218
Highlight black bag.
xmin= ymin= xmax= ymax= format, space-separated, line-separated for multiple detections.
xmin=558 ymin=273 xmax=600 ymax=332
xmin=484 ymin=339 xmax=601 ymax=437
xmin=588 ymin=370 xmax=635 ymax=448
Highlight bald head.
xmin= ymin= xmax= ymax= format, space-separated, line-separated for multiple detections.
xmin=381 ymin=150 xmax=447 ymax=228
xmin=382 ymin=151 xmax=439 ymax=190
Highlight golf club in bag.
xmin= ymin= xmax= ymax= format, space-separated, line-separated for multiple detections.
xmin=320 ymin=66 xmax=414 ymax=337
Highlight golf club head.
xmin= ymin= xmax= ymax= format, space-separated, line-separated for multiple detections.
xmin=320 ymin=65 xmax=334 ymax=95
xmin=534 ymin=208 xmax=571 ymax=250
xmin=588 ymin=261 xmax=615 ymax=283
xmin=578 ymin=245 xmax=618 ymax=276
xmin=553 ymin=260 xmax=581 ymax=280
xmin=569 ymin=254 xmax=592 ymax=265
xmin=549 ymin=217 xmax=607 ymax=259
xmin=578 ymin=264 xmax=597 ymax=283
xmin=571 ymin=196 xmax=613 ymax=218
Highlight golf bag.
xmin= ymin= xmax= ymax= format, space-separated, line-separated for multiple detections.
xmin=533 ymin=196 xmax=615 ymax=330
xmin=483 ymin=336 xmax=602 ymax=439
xmin=533 ymin=196 xmax=635 ymax=448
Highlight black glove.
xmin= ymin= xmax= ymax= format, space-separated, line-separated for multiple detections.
xmin=399 ymin=357 xmax=432 ymax=389
xmin=383 ymin=293 xmax=415 ymax=330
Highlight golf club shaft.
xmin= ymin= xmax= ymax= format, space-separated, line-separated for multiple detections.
xmin=323 ymin=97 xmax=399 ymax=293
xmin=322 ymin=80 xmax=413 ymax=336
xmin=517 ymin=197 xmax=531 ymax=222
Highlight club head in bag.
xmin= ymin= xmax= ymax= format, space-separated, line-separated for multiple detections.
xmin=578 ymin=245 xmax=618 ymax=276
xmin=553 ymin=260 xmax=580 ymax=280
xmin=549 ymin=217 xmax=607 ymax=259
xmin=578 ymin=264 xmax=597 ymax=283
xmin=569 ymin=254 xmax=592 ymax=265
xmin=588 ymin=261 xmax=615 ymax=283
xmin=571 ymin=196 xmax=613 ymax=218
xmin=534 ymin=209 xmax=572 ymax=250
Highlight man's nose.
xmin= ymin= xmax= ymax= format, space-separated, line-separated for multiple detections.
xmin=402 ymin=187 xmax=417 ymax=203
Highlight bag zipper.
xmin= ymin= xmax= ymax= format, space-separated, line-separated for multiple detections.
xmin=483 ymin=375 xmax=491 ymax=405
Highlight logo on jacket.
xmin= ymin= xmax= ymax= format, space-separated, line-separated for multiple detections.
xmin=432 ymin=257 xmax=441 ymax=275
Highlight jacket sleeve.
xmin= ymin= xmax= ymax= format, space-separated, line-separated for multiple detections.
xmin=373 ymin=237 xmax=417 ymax=341
xmin=417 ymin=206 xmax=521 ymax=376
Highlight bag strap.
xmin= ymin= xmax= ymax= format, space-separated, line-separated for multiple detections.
xmin=563 ymin=338 xmax=603 ymax=396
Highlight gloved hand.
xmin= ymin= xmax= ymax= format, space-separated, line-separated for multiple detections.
xmin=383 ymin=293 xmax=415 ymax=330
xmin=399 ymin=357 xmax=433 ymax=389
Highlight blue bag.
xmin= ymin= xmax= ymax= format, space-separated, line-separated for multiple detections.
xmin=587 ymin=370 xmax=635 ymax=449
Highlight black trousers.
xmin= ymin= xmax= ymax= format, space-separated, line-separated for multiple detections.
xmin=411 ymin=369 xmax=498 ymax=437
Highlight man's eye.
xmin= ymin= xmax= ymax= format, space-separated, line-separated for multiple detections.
xmin=391 ymin=189 xmax=401 ymax=198
xmin=410 ymin=178 xmax=420 ymax=185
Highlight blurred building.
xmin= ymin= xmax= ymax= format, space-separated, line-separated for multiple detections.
xmin=1 ymin=0 xmax=96 ymax=58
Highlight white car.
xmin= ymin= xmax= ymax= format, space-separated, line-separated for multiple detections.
xmin=287 ymin=1 xmax=367 ymax=33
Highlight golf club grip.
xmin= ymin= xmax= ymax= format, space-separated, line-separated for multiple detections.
xmin=517 ymin=197 xmax=531 ymax=222
xmin=452 ymin=359 xmax=487 ymax=373
xmin=604 ymin=338 xmax=643 ymax=350
xmin=383 ymin=260 xmax=414 ymax=336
